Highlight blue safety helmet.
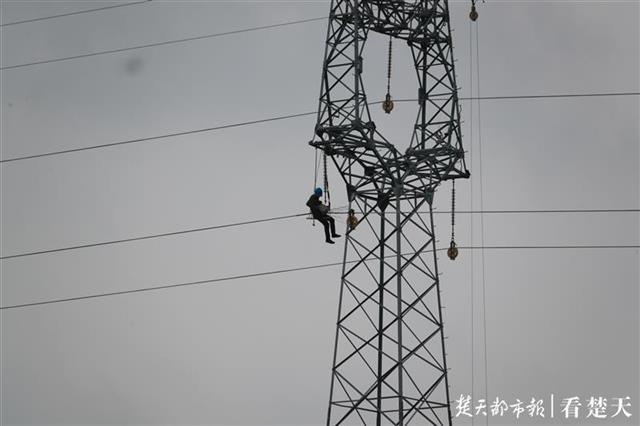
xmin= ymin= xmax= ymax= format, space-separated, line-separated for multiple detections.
xmin=314 ymin=187 xmax=323 ymax=197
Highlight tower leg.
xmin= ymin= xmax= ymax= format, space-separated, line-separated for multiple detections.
xmin=326 ymin=195 xmax=452 ymax=425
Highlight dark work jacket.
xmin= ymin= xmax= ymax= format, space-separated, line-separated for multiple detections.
xmin=306 ymin=194 xmax=325 ymax=219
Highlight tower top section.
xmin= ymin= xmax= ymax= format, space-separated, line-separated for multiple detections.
xmin=310 ymin=0 xmax=470 ymax=202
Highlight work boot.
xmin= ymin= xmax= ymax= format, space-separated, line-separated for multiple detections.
xmin=326 ymin=239 xmax=335 ymax=244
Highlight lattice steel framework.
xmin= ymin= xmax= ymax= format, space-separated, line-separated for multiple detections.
xmin=309 ymin=1 xmax=470 ymax=425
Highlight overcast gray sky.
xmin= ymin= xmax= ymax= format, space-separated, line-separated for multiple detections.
xmin=1 ymin=1 xmax=638 ymax=425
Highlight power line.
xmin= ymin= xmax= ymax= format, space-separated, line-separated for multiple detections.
xmin=2 ymin=208 xmax=637 ymax=260
xmin=0 ymin=111 xmax=313 ymax=163
xmin=0 ymin=260 xmax=344 ymax=311
xmin=1 ymin=213 xmax=307 ymax=260
xmin=389 ymin=91 xmax=640 ymax=103
xmin=0 ymin=16 xmax=328 ymax=70
xmin=2 ymin=244 xmax=638 ymax=311
xmin=460 ymin=245 xmax=640 ymax=250
xmin=347 ymin=208 xmax=640 ymax=215
xmin=2 ymin=92 xmax=638 ymax=164
xmin=0 ymin=0 xmax=151 ymax=28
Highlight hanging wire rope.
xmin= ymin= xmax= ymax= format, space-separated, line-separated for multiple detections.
xmin=475 ymin=22 xmax=490 ymax=426
xmin=447 ymin=180 xmax=459 ymax=260
xmin=1 ymin=208 xmax=637 ymax=261
xmin=313 ymin=148 xmax=319 ymax=191
xmin=0 ymin=16 xmax=328 ymax=71
xmin=2 ymin=91 xmax=638 ymax=165
xmin=382 ymin=35 xmax=394 ymax=114
xmin=2 ymin=244 xmax=638 ymax=311
xmin=387 ymin=36 xmax=393 ymax=95
xmin=323 ymin=152 xmax=331 ymax=206
xmin=1 ymin=0 xmax=151 ymax=28
xmin=468 ymin=17 xmax=476 ymax=426
xmin=451 ymin=182 xmax=456 ymax=244
xmin=381 ymin=92 xmax=640 ymax=103
xmin=310 ymin=148 xmax=321 ymax=226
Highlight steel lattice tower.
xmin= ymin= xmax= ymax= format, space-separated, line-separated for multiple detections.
xmin=309 ymin=1 xmax=470 ymax=424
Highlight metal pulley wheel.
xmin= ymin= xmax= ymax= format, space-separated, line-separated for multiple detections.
xmin=469 ymin=4 xmax=478 ymax=21
xmin=382 ymin=93 xmax=394 ymax=114
xmin=447 ymin=240 xmax=459 ymax=260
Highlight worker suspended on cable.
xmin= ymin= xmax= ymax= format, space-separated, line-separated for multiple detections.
xmin=306 ymin=188 xmax=341 ymax=244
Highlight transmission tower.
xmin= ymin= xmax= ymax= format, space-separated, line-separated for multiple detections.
xmin=309 ymin=1 xmax=470 ymax=424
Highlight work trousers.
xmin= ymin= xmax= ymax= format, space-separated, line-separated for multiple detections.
xmin=317 ymin=215 xmax=337 ymax=241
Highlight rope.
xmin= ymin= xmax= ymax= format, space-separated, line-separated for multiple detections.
xmin=469 ymin=17 xmax=476 ymax=425
xmin=323 ymin=152 xmax=331 ymax=206
xmin=314 ymin=148 xmax=319 ymax=190
xmin=311 ymin=148 xmax=320 ymax=226
xmin=475 ymin=22 xmax=490 ymax=426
